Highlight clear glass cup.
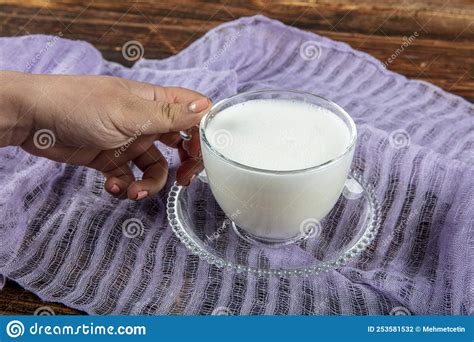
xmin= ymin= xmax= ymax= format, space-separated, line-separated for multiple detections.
xmin=199 ymin=90 xmax=357 ymax=246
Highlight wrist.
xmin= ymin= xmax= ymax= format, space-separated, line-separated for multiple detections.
xmin=0 ymin=71 xmax=34 ymax=147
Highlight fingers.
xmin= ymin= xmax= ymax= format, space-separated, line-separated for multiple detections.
xmin=123 ymin=95 xmax=210 ymax=135
xmin=103 ymin=164 xmax=135 ymax=199
xmin=126 ymin=145 xmax=169 ymax=200
xmin=94 ymin=130 xmax=202 ymax=200
xmin=103 ymin=143 xmax=202 ymax=200
xmin=176 ymin=157 xmax=204 ymax=186
xmin=120 ymin=80 xmax=212 ymax=135
xmin=123 ymin=80 xmax=208 ymax=104
xmin=159 ymin=132 xmax=182 ymax=148
xmin=108 ymin=80 xmax=212 ymax=197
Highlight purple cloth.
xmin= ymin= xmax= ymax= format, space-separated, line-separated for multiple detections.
xmin=0 ymin=15 xmax=472 ymax=315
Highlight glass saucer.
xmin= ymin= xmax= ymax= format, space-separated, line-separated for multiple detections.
xmin=166 ymin=171 xmax=380 ymax=277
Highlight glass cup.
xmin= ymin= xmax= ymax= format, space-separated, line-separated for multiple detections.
xmin=199 ymin=90 xmax=357 ymax=246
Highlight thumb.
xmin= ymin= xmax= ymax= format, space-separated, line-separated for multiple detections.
xmin=130 ymin=96 xmax=210 ymax=134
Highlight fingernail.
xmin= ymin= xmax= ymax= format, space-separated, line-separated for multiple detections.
xmin=188 ymin=97 xmax=210 ymax=113
xmin=110 ymin=184 xmax=120 ymax=194
xmin=136 ymin=190 xmax=148 ymax=200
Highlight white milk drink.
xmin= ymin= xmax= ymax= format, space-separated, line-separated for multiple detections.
xmin=201 ymin=98 xmax=355 ymax=241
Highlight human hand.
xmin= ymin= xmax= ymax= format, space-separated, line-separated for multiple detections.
xmin=0 ymin=71 xmax=210 ymax=200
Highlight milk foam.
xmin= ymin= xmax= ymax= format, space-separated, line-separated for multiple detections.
xmin=205 ymin=99 xmax=351 ymax=171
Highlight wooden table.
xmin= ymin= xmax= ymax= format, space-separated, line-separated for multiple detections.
xmin=0 ymin=0 xmax=472 ymax=315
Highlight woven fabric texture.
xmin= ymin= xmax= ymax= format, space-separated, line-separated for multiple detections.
xmin=0 ymin=15 xmax=472 ymax=315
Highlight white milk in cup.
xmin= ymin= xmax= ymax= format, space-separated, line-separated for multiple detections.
xmin=200 ymin=90 xmax=356 ymax=244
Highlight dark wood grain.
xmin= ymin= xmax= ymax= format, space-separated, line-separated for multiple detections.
xmin=0 ymin=0 xmax=472 ymax=315
xmin=0 ymin=0 xmax=472 ymax=98
xmin=0 ymin=280 xmax=84 ymax=315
